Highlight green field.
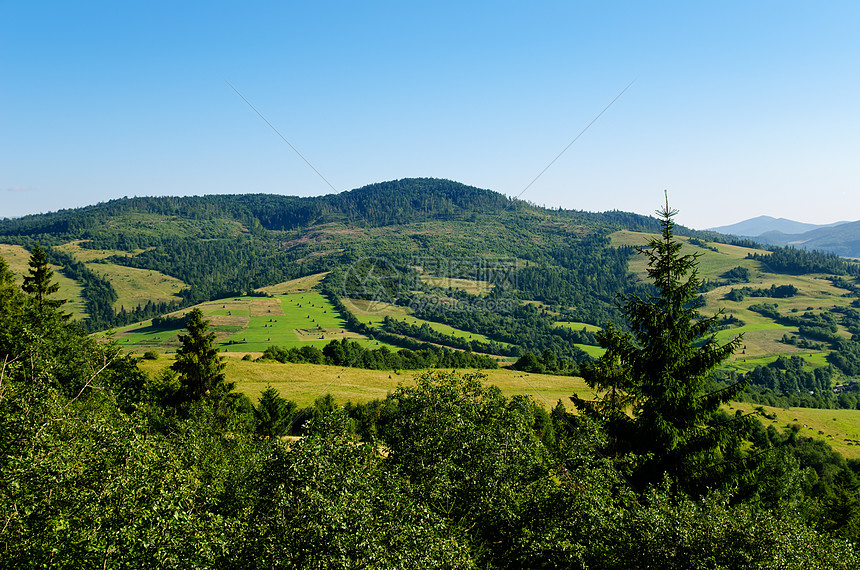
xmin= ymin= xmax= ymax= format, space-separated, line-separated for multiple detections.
xmin=344 ymin=297 xmax=506 ymax=347
xmin=1 ymin=243 xmax=88 ymax=319
xmin=55 ymin=241 xmax=186 ymax=310
xmin=555 ymin=321 xmax=602 ymax=332
xmin=107 ymin=288 xmax=408 ymax=355
xmin=419 ymin=275 xmax=491 ymax=294
xmin=138 ymin=356 xmax=590 ymax=410
xmin=731 ymin=401 xmax=860 ymax=460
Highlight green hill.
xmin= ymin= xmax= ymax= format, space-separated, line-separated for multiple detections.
xmin=4 ymin=177 xmax=860 ymax=411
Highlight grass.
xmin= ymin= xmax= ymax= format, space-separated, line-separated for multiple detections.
xmin=344 ymin=298 xmax=505 ymax=346
xmin=1 ymin=243 xmax=88 ymax=319
xmin=575 ymin=344 xmax=606 ymax=358
xmin=55 ymin=241 xmax=185 ymax=310
xmin=256 ymin=272 xmax=328 ymax=295
xmin=730 ymin=401 xmax=860 ymax=460
xmin=137 ymin=356 xmax=590 ymax=409
xmin=106 ymin=292 xmax=399 ymax=354
xmin=555 ymin=321 xmax=602 ymax=333
xmin=419 ymin=275 xmax=491 ymax=295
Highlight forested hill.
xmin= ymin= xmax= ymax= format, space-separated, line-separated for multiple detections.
xmin=0 ymin=178 xmax=667 ymax=235
xmin=0 ymin=178 xmax=694 ymax=332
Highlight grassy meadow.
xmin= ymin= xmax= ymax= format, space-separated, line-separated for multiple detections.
xmin=731 ymin=401 xmax=860 ymax=460
xmin=609 ymin=230 xmax=848 ymax=365
xmin=55 ymin=241 xmax=186 ymax=310
xmin=137 ymin=355 xmax=590 ymax=410
xmin=107 ymin=290 xmax=386 ymax=354
xmin=1 ymin=243 xmax=88 ymax=319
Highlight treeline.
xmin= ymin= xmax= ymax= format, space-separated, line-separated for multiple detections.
xmin=380 ymin=316 xmax=517 ymax=356
xmin=4 ymin=248 xmax=860 ymax=567
xmin=750 ymin=303 xmax=842 ymax=344
xmin=47 ymin=246 xmax=189 ymax=331
xmin=261 ymin=338 xmax=498 ymax=370
xmin=725 ymin=283 xmax=799 ymax=301
xmin=511 ymin=348 xmax=578 ymax=375
xmin=104 ymin=236 xmax=333 ymax=304
xmin=412 ymin=300 xmax=593 ymax=362
xmin=749 ymin=246 xmax=860 ymax=276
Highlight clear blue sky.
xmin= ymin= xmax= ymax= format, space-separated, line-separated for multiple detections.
xmin=2 ymin=1 xmax=858 ymax=229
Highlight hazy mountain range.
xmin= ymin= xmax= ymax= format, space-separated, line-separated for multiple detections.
xmin=710 ymin=215 xmax=860 ymax=258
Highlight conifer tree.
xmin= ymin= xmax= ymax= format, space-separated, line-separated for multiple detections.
xmin=172 ymin=308 xmax=228 ymax=403
xmin=21 ymin=244 xmax=66 ymax=312
xmin=573 ymin=195 xmax=753 ymax=490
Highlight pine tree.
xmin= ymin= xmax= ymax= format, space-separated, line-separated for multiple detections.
xmin=171 ymin=308 xmax=228 ymax=403
xmin=254 ymin=385 xmax=296 ymax=437
xmin=21 ymin=244 xmax=67 ymax=312
xmin=573 ymin=195 xmax=753 ymax=491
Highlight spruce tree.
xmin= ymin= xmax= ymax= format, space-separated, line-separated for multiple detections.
xmin=573 ymin=195 xmax=753 ymax=491
xmin=21 ymin=244 xmax=66 ymax=312
xmin=172 ymin=308 xmax=228 ymax=403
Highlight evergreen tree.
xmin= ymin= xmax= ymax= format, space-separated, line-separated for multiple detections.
xmin=573 ymin=195 xmax=753 ymax=491
xmin=254 ymin=385 xmax=296 ymax=437
xmin=21 ymin=244 xmax=66 ymax=313
xmin=171 ymin=308 xmax=228 ymax=404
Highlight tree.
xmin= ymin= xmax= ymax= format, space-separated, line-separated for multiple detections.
xmin=254 ymin=385 xmax=296 ymax=437
xmin=21 ymin=244 xmax=67 ymax=313
xmin=171 ymin=308 xmax=228 ymax=404
xmin=573 ymin=195 xmax=753 ymax=491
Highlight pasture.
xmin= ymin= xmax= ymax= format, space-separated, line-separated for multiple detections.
xmin=344 ymin=297 xmax=506 ymax=346
xmin=731 ymin=401 xmax=860 ymax=460
xmin=55 ymin=241 xmax=186 ymax=310
xmin=108 ymin=290 xmax=380 ymax=354
xmin=1 ymin=243 xmax=88 ymax=319
xmin=137 ymin=356 xmax=590 ymax=410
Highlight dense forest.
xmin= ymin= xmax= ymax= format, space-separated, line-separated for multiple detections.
xmin=0 ymin=179 xmax=693 ymax=333
xmin=3 ymin=213 xmax=860 ymax=568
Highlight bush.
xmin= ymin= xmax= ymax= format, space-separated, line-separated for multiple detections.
xmin=142 ymin=350 xmax=159 ymax=360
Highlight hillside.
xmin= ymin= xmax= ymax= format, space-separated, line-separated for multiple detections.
xmin=5 ymin=179 xmax=860 ymax=390
xmin=0 ymin=178 xmax=665 ymax=335
xmin=8 ymin=178 xmax=860 ymax=461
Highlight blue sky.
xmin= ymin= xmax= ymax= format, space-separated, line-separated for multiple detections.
xmin=2 ymin=1 xmax=858 ymax=229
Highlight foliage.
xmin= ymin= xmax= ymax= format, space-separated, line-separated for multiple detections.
xmin=21 ymin=243 xmax=66 ymax=313
xmin=749 ymin=246 xmax=860 ymax=276
xmin=572 ymin=197 xmax=752 ymax=491
xmin=261 ymin=337 xmax=499 ymax=370
xmin=171 ymin=308 xmax=229 ymax=404
xmin=725 ymin=283 xmax=798 ymax=301
xmin=253 ymin=385 xmax=296 ymax=438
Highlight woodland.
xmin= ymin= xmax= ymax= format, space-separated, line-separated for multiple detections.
xmin=3 ymin=191 xmax=860 ymax=568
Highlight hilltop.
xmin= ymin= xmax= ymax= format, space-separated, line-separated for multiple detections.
xmin=6 ymin=177 xmax=860 ymax=452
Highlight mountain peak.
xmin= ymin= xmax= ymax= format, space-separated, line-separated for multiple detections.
xmin=709 ymin=215 xmax=848 ymax=237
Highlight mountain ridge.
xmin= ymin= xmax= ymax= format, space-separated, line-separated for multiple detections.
xmin=708 ymin=215 xmax=850 ymax=237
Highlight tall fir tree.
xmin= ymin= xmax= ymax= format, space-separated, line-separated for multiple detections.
xmin=171 ymin=308 xmax=228 ymax=403
xmin=573 ymin=195 xmax=753 ymax=491
xmin=21 ymin=244 xmax=67 ymax=313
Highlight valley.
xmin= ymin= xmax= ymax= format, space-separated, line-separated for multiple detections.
xmin=4 ymin=179 xmax=860 ymax=455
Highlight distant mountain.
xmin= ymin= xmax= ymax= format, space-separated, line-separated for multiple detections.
xmin=707 ymin=215 xmax=860 ymax=258
xmin=708 ymin=216 xmax=849 ymax=237
xmin=755 ymin=220 xmax=860 ymax=258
